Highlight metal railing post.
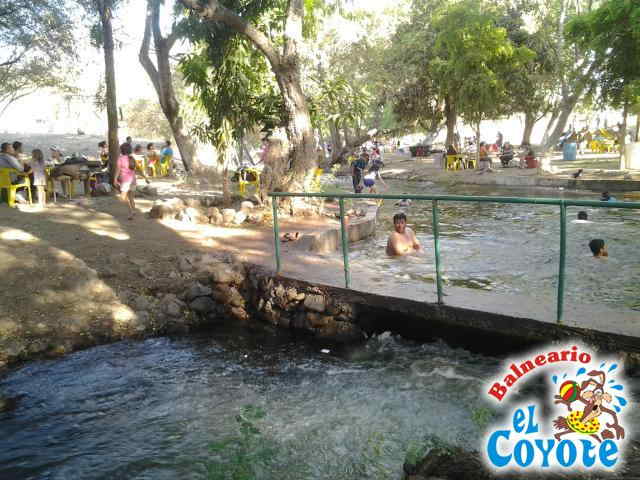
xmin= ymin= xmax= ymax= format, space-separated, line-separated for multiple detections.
xmin=432 ymin=200 xmax=444 ymax=304
xmin=557 ymin=202 xmax=567 ymax=324
xmin=272 ymin=200 xmax=281 ymax=274
xmin=338 ymin=197 xmax=351 ymax=288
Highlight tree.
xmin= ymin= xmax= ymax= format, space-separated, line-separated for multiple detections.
xmin=180 ymin=32 xmax=283 ymax=203
xmin=386 ymin=0 xmax=455 ymax=145
xmin=140 ymin=0 xmax=196 ymax=172
xmin=497 ymin=4 xmax=560 ymax=145
xmin=567 ymin=0 xmax=640 ymax=155
xmin=180 ymin=0 xmax=316 ymax=193
xmin=122 ymin=98 xmax=173 ymax=139
xmin=0 ymin=0 xmax=76 ymax=116
xmin=79 ymin=0 xmax=120 ymax=178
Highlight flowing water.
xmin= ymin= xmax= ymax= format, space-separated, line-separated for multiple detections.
xmin=346 ymin=180 xmax=640 ymax=312
xmin=2 ymin=326 xmax=637 ymax=480
xmin=1 ymin=326 xmax=639 ymax=479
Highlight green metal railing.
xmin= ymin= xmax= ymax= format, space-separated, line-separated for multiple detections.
xmin=269 ymin=192 xmax=640 ymax=324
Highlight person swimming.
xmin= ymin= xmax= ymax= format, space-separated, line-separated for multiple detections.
xmin=386 ymin=212 xmax=421 ymax=256
xmin=572 ymin=211 xmax=592 ymax=224
xmin=589 ymin=239 xmax=608 ymax=258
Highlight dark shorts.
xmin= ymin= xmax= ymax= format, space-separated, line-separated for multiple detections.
xmin=364 ymin=178 xmax=375 ymax=187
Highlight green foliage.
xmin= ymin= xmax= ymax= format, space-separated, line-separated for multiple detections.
xmin=203 ymin=405 xmax=279 ymax=480
xmin=122 ymin=98 xmax=173 ymax=140
xmin=430 ymin=0 xmax=534 ymax=128
xmin=0 ymin=0 xmax=78 ymax=115
xmin=566 ymin=0 xmax=640 ymax=108
xmin=471 ymin=406 xmax=494 ymax=429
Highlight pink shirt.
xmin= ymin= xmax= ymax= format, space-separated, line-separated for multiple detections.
xmin=117 ymin=155 xmax=136 ymax=184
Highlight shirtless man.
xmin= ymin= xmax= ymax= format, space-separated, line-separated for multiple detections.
xmin=386 ymin=212 xmax=421 ymax=256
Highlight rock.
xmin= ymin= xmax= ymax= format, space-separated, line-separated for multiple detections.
xmin=161 ymin=294 xmax=184 ymax=318
xmin=304 ymin=294 xmax=326 ymax=313
xmin=211 ymin=284 xmax=244 ymax=307
xmin=183 ymin=197 xmax=200 ymax=208
xmin=0 ymin=319 xmax=19 ymax=338
xmin=403 ymin=446 xmax=493 ymax=480
xmin=178 ymin=256 xmax=194 ymax=273
xmin=315 ymin=320 xmax=364 ymax=343
xmin=206 ymin=263 xmax=244 ymax=285
xmin=138 ymin=267 xmax=153 ymax=279
xmin=149 ymin=198 xmax=185 ymax=220
xmin=240 ymin=201 xmax=254 ymax=212
xmin=210 ymin=211 xmax=224 ymax=225
xmin=133 ymin=295 xmax=153 ymax=311
xmin=307 ymin=313 xmax=332 ymax=328
xmin=134 ymin=310 xmax=150 ymax=327
xmin=190 ymin=296 xmax=217 ymax=315
xmin=222 ymin=208 xmax=236 ymax=224
xmin=185 ymin=283 xmax=213 ymax=302
xmin=233 ymin=210 xmax=247 ymax=225
xmin=139 ymin=185 xmax=158 ymax=196
xmin=98 ymin=267 xmax=117 ymax=279
xmin=230 ymin=306 xmax=249 ymax=322
xmin=129 ymin=258 xmax=145 ymax=267
xmin=286 ymin=288 xmax=299 ymax=302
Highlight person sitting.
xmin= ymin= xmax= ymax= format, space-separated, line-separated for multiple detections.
xmin=386 ymin=212 xmax=421 ymax=256
xmin=97 ymin=141 xmax=109 ymax=167
xmin=588 ymin=239 xmax=607 ymax=258
xmin=477 ymin=142 xmax=492 ymax=173
xmin=0 ymin=142 xmax=30 ymax=184
xmin=499 ymin=142 xmax=514 ymax=167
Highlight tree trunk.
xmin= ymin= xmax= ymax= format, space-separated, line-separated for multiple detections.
xmin=619 ymin=100 xmax=629 ymax=167
xmin=329 ymin=121 xmax=342 ymax=163
xmin=342 ymin=125 xmax=351 ymax=146
xmin=522 ymin=112 xmax=536 ymax=145
xmin=222 ymin=165 xmax=230 ymax=207
xmin=545 ymin=96 xmax=578 ymax=150
xmin=100 ymin=1 xmax=118 ymax=182
xmin=635 ymin=114 xmax=640 ymax=142
xmin=476 ymin=122 xmax=481 ymax=165
xmin=444 ymin=96 xmax=457 ymax=148
xmin=140 ymin=0 xmax=195 ymax=172
xmin=274 ymin=62 xmax=315 ymax=191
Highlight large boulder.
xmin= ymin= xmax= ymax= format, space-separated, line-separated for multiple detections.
xmin=189 ymin=296 xmax=217 ymax=315
xmin=222 ymin=208 xmax=236 ymax=224
xmin=149 ymin=198 xmax=185 ymax=220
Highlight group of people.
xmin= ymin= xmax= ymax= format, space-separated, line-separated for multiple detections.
xmin=350 ymin=144 xmax=386 ymax=193
xmin=0 ymin=141 xmax=49 ymax=206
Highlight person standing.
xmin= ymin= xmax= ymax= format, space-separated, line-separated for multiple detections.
xmin=496 ymin=132 xmax=503 ymax=150
xmin=351 ymin=153 xmax=367 ymax=193
xmin=113 ymin=143 xmax=137 ymax=220
xmin=30 ymin=149 xmax=47 ymax=206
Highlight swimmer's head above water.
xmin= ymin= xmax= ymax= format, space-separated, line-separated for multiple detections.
xmin=589 ymin=238 xmax=607 ymax=257
xmin=393 ymin=212 xmax=407 ymax=233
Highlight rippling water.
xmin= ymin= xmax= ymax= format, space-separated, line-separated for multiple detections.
xmin=346 ymin=180 xmax=640 ymax=311
xmin=1 ymin=326 xmax=639 ymax=479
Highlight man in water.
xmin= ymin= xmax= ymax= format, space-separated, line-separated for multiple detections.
xmin=572 ymin=211 xmax=592 ymax=224
xmin=589 ymin=239 xmax=608 ymax=258
xmin=386 ymin=212 xmax=421 ymax=256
